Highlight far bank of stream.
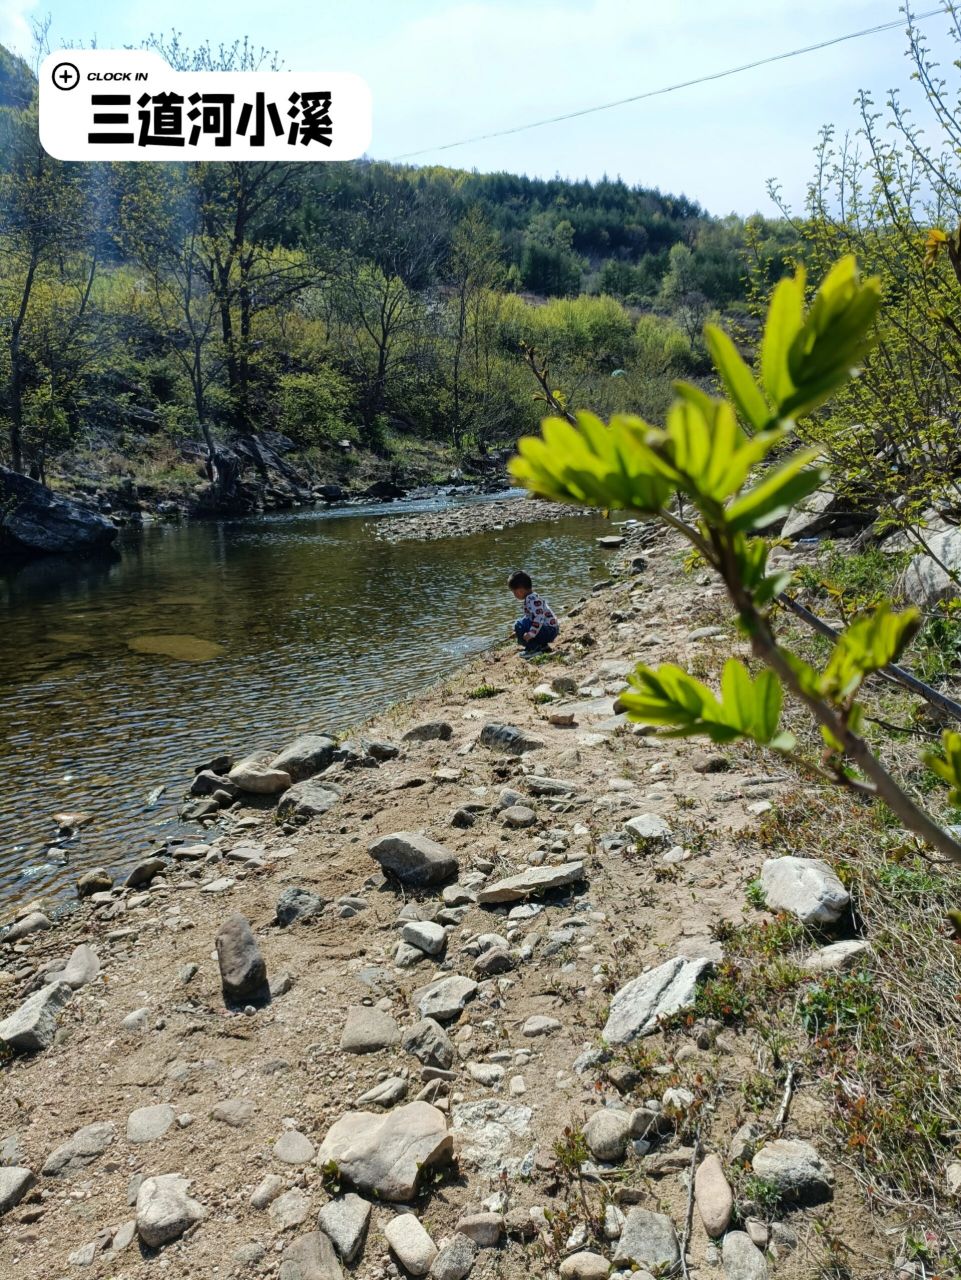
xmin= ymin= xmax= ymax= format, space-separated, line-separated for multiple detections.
xmin=0 ymin=492 xmax=612 ymax=906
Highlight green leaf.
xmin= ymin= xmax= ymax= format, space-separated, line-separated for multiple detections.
xmin=704 ymin=323 xmax=772 ymax=433
xmin=725 ymin=450 xmax=827 ymax=533
xmin=760 ymin=270 xmax=805 ymax=408
xmin=925 ymin=730 xmax=961 ymax=804
xmin=820 ymin=604 xmax=921 ymax=700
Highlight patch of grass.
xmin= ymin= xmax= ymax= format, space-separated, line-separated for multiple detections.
xmin=531 ymin=691 xmax=555 ymax=705
xmin=745 ymin=878 xmax=766 ymax=910
xmin=467 ymin=683 xmax=503 ymax=700
xmin=733 ymin=1172 xmax=782 ymax=1221
xmin=552 ymin=1125 xmax=590 ymax=1176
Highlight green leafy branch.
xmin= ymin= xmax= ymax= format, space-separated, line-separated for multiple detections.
xmin=510 ymin=255 xmax=961 ymax=868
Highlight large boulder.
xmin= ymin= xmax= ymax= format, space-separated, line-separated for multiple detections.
xmin=751 ymin=1138 xmax=833 ymax=1204
xmin=901 ymin=526 xmax=961 ymax=606
xmin=368 ymin=832 xmax=458 ymax=886
xmin=316 ymin=1102 xmax=452 ymax=1201
xmin=602 ymin=956 xmax=711 ymax=1045
xmin=269 ymin=734 xmax=337 ymax=782
xmin=0 ymin=467 xmax=117 ymax=554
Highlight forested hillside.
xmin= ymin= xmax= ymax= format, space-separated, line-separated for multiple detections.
xmin=0 ymin=41 xmax=792 ymax=512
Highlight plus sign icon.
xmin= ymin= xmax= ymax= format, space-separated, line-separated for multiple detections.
xmin=52 ymin=62 xmax=80 ymax=91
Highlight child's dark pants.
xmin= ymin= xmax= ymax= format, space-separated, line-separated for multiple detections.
xmin=514 ymin=617 xmax=558 ymax=652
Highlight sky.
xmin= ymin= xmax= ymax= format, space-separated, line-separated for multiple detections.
xmin=0 ymin=0 xmax=950 ymax=215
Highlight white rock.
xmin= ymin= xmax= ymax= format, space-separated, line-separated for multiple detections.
xmin=318 ymin=1192 xmax=372 ymax=1263
xmin=722 ymin=1230 xmax=769 ymax=1279
xmin=752 ymin=1138 xmax=833 ymax=1202
xmin=804 ymin=939 xmax=871 ymax=973
xmin=0 ymin=981 xmax=72 ymax=1052
xmin=602 ymin=956 xmax=710 ymax=1044
xmin=0 ymin=1166 xmax=35 ymax=1214
xmin=624 ymin=813 xmax=672 ymax=845
xmin=273 ymin=1129 xmax=316 ymax=1164
xmin=384 ymin=1213 xmax=437 ymax=1276
xmin=521 ymin=1015 xmax=560 ymax=1037
xmin=316 ymin=1102 xmax=452 ymax=1200
xmin=127 ymin=1104 xmax=175 ymax=1144
xmin=136 ymin=1173 xmax=205 ymax=1248
xmin=402 ymin=921 xmax=448 ymax=957
xmin=613 ymin=1207 xmax=679 ymax=1270
xmin=414 ymin=975 xmax=478 ymax=1022
xmin=759 ymin=857 xmax=849 ymax=924
xmin=476 ymin=863 xmax=585 ymax=904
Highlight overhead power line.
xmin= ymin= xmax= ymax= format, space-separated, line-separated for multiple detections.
xmin=390 ymin=7 xmax=943 ymax=162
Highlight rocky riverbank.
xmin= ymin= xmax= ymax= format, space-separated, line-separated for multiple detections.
xmin=0 ymin=527 xmax=934 ymax=1279
xmin=374 ymin=498 xmax=598 ymax=544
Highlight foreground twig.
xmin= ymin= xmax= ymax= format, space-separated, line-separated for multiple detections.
xmin=773 ymin=1063 xmax=799 ymax=1134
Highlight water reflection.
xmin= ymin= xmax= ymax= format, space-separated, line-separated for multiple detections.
xmin=0 ymin=496 xmax=608 ymax=904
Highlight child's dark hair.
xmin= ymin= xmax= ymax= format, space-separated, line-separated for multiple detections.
xmin=508 ymin=570 xmax=533 ymax=591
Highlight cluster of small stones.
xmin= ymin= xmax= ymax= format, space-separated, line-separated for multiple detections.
xmin=1 ymin=540 xmax=899 ymax=1280
xmin=374 ymin=497 xmax=597 ymax=544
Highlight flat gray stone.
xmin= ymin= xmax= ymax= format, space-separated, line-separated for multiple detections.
xmin=414 ymin=975 xmax=478 ymax=1023
xmin=274 ymin=1129 xmax=316 ymax=1165
xmin=752 ymin=1139 xmax=833 ymax=1203
xmin=318 ymin=1193 xmax=372 ymax=1263
xmin=0 ymin=981 xmax=72 ymax=1052
xmin=429 ymin=1233 xmax=477 ymax=1280
xmin=277 ymin=779 xmax=342 ymax=820
xmin=403 ymin=721 xmax=453 ymax=742
xmin=804 ymin=940 xmax=871 ymax=973
xmin=402 ymin=920 xmax=447 ymax=956
xmin=50 ymin=944 xmax=100 ymax=989
xmin=369 ymin=832 xmax=458 ymax=887
xmin=340 ymin=1005 xmax=401 ymax=1053
xmin=357 ymin=1076 xmax=408 ymax=1108
xmin=136 ymin=1173 xmax=205 ymax=1248
xmin=501 ymin=805 xmax=537 ymax=828
xmin=279 ymin=1230 xmax=345 ymax=1280
xmin=277 ymin=887 xmax=325 ymax=927
xmin=476 ymin=862 xmax=585 ymax=904
xmin=42 ymin=1121 xmax=116 ymax=1175
xmin=403 ymin=1018 xmax=455 ymax=1070
xmin=270 ymin=1187 xmax=311 ymax=1229
xmin=759 ymin=857 xmax=850 ymax=924
xmin=613 ymin=1207 xmax=679 ymax=1270
xmin=602 ymin=956 xmax=710 ymax=1045
xmin=211 ymin=1098 xmax=257 ymax=1127
xmin=624 ymin=813 xmax=672 ymax=845
xmin=722 ymin=1230 xmax=769 ymax=1279
xmin=479 ymin=723 xmax=544 ymax=755
xmin=127 ymin=1105 xmax=175 ymax=1144
xmin=315 ymin=1102 xmax=453 ymax=1201
xmin=5 ymin=911 xmax=52 ymax=942
xmin=0 ymin=1167 xmax=35 ymax=1214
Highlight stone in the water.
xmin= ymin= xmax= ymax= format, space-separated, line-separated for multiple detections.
xmin=135 ymin=1173 xmax=205 ymax=1248
xmin=269 ymin=734 xmax=337 ymax=782
xmin=227 ymin=759 xmax=292 ymax=795
xmin=414 ymin=975 xmax=478 ymax=1023
xmin=429 ymin=1233 xmax=477 ymax=1280
xmin=128 ymin=634 xmax=224 ymax=662
xmin=695 ymin=1153 xmax=734 ymax=1237
xmin=215 ymin=913 xmax=269 ymax=1005
xmin=479 ymin=723 xmax=544 ymax=755
xmin=602 ymin=956 xmax=710 ymax=1045
xmin=279 ymin=1230 xmax=345 ymax=1280
xmin=127 ymin=1105 xmax=175 ymax=1144
xmin=403 ymin=721 xmax=454 ymax=743
xmin=0 ymin=1167 xmax=35 ymax=1214
xmin=0 ymin=981 xmax=72 ymax=1053
xmin=612 ymin=1207 xmax=679 ymax=1271
xmin=384 ymin=1213 xmax=437 ymax=1276
xmin=340 ymin=1005 xmax=401 ymax=1053
xmin=277 ymin=779 xmax=342 ymax=820
xmin=403 ymin=1018 xmax=455 ymax=1070
xmin=722 ymin=1230 xmax=769 ymax=1279
xmin=318 ymin=1192 xmax=371 ymax=1263
xmin=476 ymin=862 xmax=585 ymax=904
xmin=369 ymin=832 xmax=458 ymax=886
xmin=759 ymin=857 xmax=849 ymax=924
xmin=751 ymin=1139 xmax=833 ymax=1204
xmin=276 ymin=887 xmax=325 ymax=926
xmin=315 ymin=1101 xmax=453 ymax=1201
